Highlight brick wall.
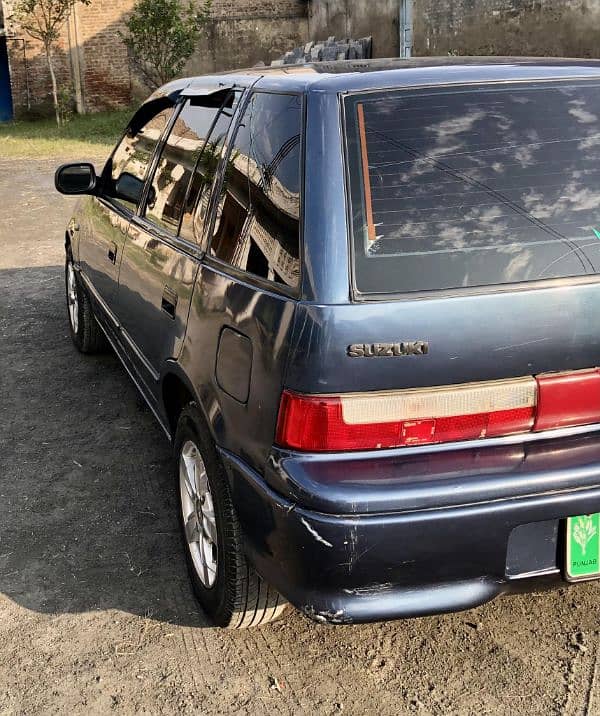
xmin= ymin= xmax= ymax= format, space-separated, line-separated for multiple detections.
xmin=73 ymin=0 xmax=135 ymax=111
xmin=2 ymin=0 xmax=308 ymax=115
xmin=3 ymin=0 xmax=72 ymax=111
xmin=2 ymin=0 xmax=134 ymax=113
xmin=10 ymin=0 xmax=600 ymax=118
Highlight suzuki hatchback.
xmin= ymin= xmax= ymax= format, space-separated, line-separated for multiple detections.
xmin=56 ymin=58 xmax=600 ymax=627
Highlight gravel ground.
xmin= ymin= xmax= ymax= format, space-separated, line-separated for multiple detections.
xmin=0 ymin=157 xmax=599 ymax=715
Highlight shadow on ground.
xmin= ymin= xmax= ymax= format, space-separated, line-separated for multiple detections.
xmin=0 ymin=265 xmax=208 ymax=627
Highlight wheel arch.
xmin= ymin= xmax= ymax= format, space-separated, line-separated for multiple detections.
xmin=160 ymin=363 xmax=215 ymax=443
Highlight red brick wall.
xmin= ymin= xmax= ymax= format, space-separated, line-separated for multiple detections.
xmin=3 ymin=0 xmax=73 ymax=112
xmin=74 ymin=0 xmax=135 ymax=111
xmin=3 ymin=0 xmax=133 ymax=112
xmin=2 ymin=0 xmax=308 ymax=115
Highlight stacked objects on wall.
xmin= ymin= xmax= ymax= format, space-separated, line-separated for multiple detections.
xmin=271 ymin=36 xmax=373 ymax=66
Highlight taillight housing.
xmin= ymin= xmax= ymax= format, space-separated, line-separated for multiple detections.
xmin=275 ymin=369 xmax=600 ymax=452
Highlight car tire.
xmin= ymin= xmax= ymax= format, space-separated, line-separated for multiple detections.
xmin=65 ymin=254 xmax=108 ymax=354
xmin=174 ymin=403 xmax=288 ymax=628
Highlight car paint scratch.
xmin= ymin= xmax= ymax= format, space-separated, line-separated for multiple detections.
xmin=493 ymin=337 xmax=551 ymax=351
xmin=300 ymin=518 xmax=333 ymax=547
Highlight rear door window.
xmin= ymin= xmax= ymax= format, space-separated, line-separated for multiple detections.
xmin=179 ymin=90 xmax=243 ymax=244
xmin=209 ymin=91 xmax=302 ymax=290
xmin=345 ymin=81 xmax=600 ymax=295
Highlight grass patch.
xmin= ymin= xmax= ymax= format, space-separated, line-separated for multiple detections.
xmin=0 ymin=108 xmax=135 ymax=160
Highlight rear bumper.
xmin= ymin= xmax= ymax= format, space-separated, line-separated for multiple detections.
xmin=219 ymin=432 xmax=600 ymax=624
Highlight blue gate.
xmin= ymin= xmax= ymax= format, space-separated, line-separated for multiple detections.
xmin=0 ymin=38 xmax=14 ymax=122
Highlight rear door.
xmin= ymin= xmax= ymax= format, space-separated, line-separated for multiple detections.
xmin=114 ymin=90 xmax=242 ymax=394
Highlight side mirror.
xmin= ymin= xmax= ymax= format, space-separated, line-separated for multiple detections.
xmin=114 ymin=172 xmax=145 ymax=206
xmin=55 ymin=163 xmax=97 ymax=195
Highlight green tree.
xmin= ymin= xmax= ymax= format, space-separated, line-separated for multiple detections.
xmin=11 ymin=0 xmax=90 ymax=126
xmin=121 ymin=0 xmax=211 ymax=90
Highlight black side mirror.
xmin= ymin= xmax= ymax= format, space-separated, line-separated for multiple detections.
xmin=55 ymin=163 xmax=97 ymax=195
xmin=114 ymin=171 xmax=145 ymax=206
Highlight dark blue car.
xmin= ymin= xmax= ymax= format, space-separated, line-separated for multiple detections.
xmin=56 ymin=57 xmax=600 ymax=627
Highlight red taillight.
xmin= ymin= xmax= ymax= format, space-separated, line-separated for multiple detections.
xmin=276 ymin=378 xmax=536 ymax=451
xmin=534 ymin=369 xmax=600 ymax=431
xmin=276 ymin=369 xmax=600 ymax=452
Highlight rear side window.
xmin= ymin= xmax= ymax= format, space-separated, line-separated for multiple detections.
xmin=210 ymin=91 xmax=302 ymax=290
xmin=345 ymin=81 xmax=600 ymax=295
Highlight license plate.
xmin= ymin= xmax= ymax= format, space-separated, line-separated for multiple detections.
xmin=565 ymin=513 xmax=600 ymax=582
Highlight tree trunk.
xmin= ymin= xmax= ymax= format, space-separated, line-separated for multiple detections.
xmin=45 ymin=43 xmax=61 ymax=127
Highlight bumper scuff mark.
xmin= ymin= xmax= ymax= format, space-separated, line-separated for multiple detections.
xmin=300 ymin=517 xmax=333 ymax=547
xmin=302 ymin=606 xmax=350 ymax=624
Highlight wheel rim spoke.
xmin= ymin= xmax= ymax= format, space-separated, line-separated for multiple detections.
xmin=184 ymin=511 xmax=200 ymax=544
xmin=202 ymin=511 xmax=217 ymax=545
xmin=180 ymin=456 xmax=196 ymax=500
xmin=195 ymin=462 xmax=209 ymax=494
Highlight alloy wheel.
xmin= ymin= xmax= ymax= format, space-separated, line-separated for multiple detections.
xmin=179 ymin=440 xmax=218 ymax=588
xmin=67 ymin=262 xmax=79 ymax=334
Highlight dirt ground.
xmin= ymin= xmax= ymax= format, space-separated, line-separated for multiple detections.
xmin=0 ymin=156 xmax=599 ymax=715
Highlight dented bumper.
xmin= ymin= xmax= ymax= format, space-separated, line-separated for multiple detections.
xmin=219 ymin=432 xmax=600 ymax=624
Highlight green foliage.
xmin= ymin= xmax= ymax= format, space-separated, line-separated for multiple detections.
xmin=11 ymin=0 xmax=91 ymax=126
xmin=11 ymin=0 xmax=91 ymax=45
xmin=121 ymin=0 xmax=212 ymax=90
xmin=57 ymin=85 xmax=75 ymax=124
xmin=0 ymin=108 xmax=134 ymax=158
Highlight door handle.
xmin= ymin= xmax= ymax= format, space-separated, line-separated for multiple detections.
xmin=108 ymin=241 xmax=118 ymax=264
xmin=161 ymin=285 xmax=178 ymax=319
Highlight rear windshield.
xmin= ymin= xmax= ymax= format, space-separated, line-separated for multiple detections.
xmin=345 ymin=81 xmax=600 ymax=295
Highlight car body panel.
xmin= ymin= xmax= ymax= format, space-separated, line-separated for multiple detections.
xmin=284 ymin=281 xmax=600 ymax=395
xmin=264 ymin=429 xmax=600 ymax=514
xmin=178 ymin=259 xmax=297 ymax=469
xmin=221 ymin=443 xmax=600 ymax=623
xmin=115 ymin=218 xmax=198 ymax=391
xmin=77 ymin=197 xmax=130 ymax=310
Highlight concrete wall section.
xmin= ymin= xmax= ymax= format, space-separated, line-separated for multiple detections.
xmin=308 ymin=0 xmax=400 ymax=57
xmin=186 ymin=2 xmax=308 ymax=76
xmin=413 ymin=0 xmax=600 ymax=57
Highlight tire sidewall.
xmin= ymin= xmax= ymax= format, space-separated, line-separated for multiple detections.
xmin=174 ymin=404 xmax=237 ymax=626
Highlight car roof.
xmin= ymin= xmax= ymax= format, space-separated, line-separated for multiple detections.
xmin=161 ymin=57 xmax=600 ymax=98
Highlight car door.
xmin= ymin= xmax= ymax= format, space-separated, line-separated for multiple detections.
xmin=114 ymin=89 xmax=242 ymax=395
xmin=78 ymin=100 xmax=175 ymax=322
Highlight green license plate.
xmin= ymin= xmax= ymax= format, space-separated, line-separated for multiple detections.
xmin=565 ymin=513 xmax=600 ymax=582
